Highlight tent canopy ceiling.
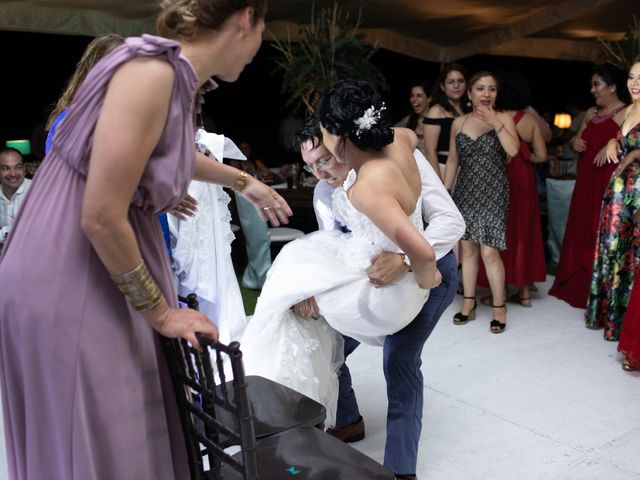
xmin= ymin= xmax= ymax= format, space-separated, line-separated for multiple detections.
xmin=0 ymin=0 xmax=637 ymax=62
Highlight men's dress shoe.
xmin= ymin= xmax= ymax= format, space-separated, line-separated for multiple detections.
xmin=325 ymin=415 xmax=365 ymax=443
xmin=395 ymin=475 xmax=417 ymax=480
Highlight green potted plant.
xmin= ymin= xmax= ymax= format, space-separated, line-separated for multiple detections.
xmin=269 ymin=1 xmax=387 ymax=114
xmin=598 ymin=15 xmax=639 ymax=69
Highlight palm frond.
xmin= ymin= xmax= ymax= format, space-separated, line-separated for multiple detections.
xmin=598 ymin=15 xmax=639 ymax=69
xmin=268 ymin=1 xmax=387 ymax=114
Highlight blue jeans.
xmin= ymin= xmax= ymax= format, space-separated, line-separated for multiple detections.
xmin=335 ymin=250 xmax=458 ymax=475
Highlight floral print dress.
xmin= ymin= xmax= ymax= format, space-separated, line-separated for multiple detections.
xmin=586 ymin=121 xmax=640 ymax=340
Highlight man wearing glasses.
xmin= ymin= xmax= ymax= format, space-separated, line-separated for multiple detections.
xmin=293 ymin=116 xmax=464 ymax=480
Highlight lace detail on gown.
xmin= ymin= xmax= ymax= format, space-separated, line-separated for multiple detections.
xmin=331 ymin=169 xmax=424 ymax=269
xmin=173 ymin=176 xmax=246 ymax=345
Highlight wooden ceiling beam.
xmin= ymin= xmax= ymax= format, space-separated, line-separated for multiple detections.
xmin=0 ymin=4 xmax=154 ymax=36
xmin=444 ymin=0 xmax=617 ymax=61
xmin=266 ymin=20 xmax=446 ymax=62
xmin=485 ymin=37 xmax=602 ymax=62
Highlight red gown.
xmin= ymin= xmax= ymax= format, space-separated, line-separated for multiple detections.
xmin=478 ymin=110 xmax=546 ymax=287
xmin=548 ymin=108 xmax=623 ymax=308
xmin=619 ymin=275 xmax=640 ymax=368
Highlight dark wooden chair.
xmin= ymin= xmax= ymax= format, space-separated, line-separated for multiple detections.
xmin=172 ymin=294 xmax=326 ymax=439
xmin=165 ymin=332 xmax=395 ymax=479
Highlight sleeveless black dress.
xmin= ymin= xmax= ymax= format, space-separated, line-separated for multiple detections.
xmin=453 ymin=129 xmax=509 ymax=250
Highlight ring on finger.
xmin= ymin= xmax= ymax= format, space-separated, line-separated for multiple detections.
xmin=263 ymin=206 xmax=271 ymax=211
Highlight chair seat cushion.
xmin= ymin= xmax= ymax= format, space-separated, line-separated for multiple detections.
xmin=216 ymin=375 xmax=326 ymax=439
xmin=220 ymin=425 xmax=394 ymax=479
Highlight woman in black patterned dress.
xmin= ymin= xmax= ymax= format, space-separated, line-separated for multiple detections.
xmin=444 ymin=71 xmax=519 ymax=332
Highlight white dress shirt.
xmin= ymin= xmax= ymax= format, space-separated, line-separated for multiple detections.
xmin=0 ymin=178 xmax=31 ymax=233
xmin=313 ymin=149 xmax=465 ymax=260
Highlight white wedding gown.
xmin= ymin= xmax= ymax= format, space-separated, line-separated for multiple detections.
xmin=241 ymin=170 xmax=430 ymax=426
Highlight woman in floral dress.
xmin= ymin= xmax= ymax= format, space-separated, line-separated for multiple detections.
xmin=612 ymin=58 xmax=640 ymax=369
xmin=586 ymin=61 xmax=640 ymax=341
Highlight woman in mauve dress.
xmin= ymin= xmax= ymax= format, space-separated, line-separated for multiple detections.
xmin=0 ymin=1 xmax=292 ymax=479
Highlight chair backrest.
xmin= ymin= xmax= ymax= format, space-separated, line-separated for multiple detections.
xmin=163 ymin=296 xmax=259 ymax=479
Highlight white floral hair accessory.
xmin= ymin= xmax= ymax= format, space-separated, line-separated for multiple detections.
xmin=353 ymin=103 xmax=386 ymax=137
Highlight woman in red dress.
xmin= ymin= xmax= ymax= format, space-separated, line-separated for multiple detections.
xmin=478 ymin=72 xmax=547 ymax=306
xmin=549 ymin=64 xmax=627 ymax=308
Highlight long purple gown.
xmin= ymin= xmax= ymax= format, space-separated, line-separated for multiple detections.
xmin=0 ymin=35 xmax=201 ymax=479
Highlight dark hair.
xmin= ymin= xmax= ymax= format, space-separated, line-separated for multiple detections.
xmin=0 ymin=148 xmax=24 ymax=162
xmin=430 ymin=63 xmax=469 ymax=114
xmin=593 ymin=63 xmax=629 ymax=104
xmin=406 ymin=80 xmax=433 ymax=130
xmin=317 ymin=79 xmax=394 ymax=153
xmin=495 ymin=71 xmax=531 ymax=110
xmin=294 ymin=112 xmax=322 ymax=149
xmin=157 ymin=0 xmax=268 ymax=39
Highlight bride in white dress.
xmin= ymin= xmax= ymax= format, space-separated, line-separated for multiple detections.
xmin=241 ymin=80 xmax=441 ymax=426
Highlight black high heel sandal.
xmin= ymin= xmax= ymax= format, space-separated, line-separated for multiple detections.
xmin=453 ymin=296 xmax=477 ymax=325
xmin=490 ymin=304 xmax=507 ymax=334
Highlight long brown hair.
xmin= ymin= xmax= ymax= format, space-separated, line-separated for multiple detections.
xmin=430 ymin=63 xmax=469 ymax=114
xmin=46 ymin=33 xmax=124 ymax=130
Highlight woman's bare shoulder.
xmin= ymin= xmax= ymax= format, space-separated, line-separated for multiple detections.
xmin=394 ymin=126 xmax=418 ymax=148
xmin=584 ymin=106 xmax=597 ymax=122
xmin=426 ymin=104 xmax=447 ymax=118
xmin=515 ymin=112 xmax=538 ymax=139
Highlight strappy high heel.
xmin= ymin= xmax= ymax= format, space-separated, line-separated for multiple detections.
xmin=453 ymin=296 xmax=477 ymax=325
xmin=490 ymin=304 xmax=507 ymax=333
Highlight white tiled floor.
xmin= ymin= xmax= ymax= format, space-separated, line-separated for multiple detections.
xmin=347 ymin=275 xmax=640 ymax=479
xmin=1 ymin=275 xmax=638 ymax=479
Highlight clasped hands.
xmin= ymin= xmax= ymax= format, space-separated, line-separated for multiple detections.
xmin=292 ymin=251 xmax=441 ymax=318
xmin=600 ymin=138 xmax=640 ymax=175
xmin=590 ymin=138 xmax=621 ymax=168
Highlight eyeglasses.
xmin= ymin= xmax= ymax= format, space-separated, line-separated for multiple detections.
xmin=303 ymin=157 xmax=333 ymax=174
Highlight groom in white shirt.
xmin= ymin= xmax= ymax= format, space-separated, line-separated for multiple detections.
xmin=293 ymin=116 xmax=464 ymax=480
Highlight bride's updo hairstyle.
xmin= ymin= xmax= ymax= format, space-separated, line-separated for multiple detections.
xmin=157 ymin=0 xmax=267 ymax=39
xmin=318 ymin=79 xmax=394 ymax=153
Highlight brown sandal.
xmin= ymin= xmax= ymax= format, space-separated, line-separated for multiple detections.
xmin=509 ymin=292 xmax=532 ymax=308
xmin=481 ymin=288 xmax=509 ymax=307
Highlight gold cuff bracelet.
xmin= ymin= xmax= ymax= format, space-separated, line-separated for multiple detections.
xmin=232 ymin=171 xmax=248 ymax=191
xmin=110 ymin=261 xmax=163 ymax=312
